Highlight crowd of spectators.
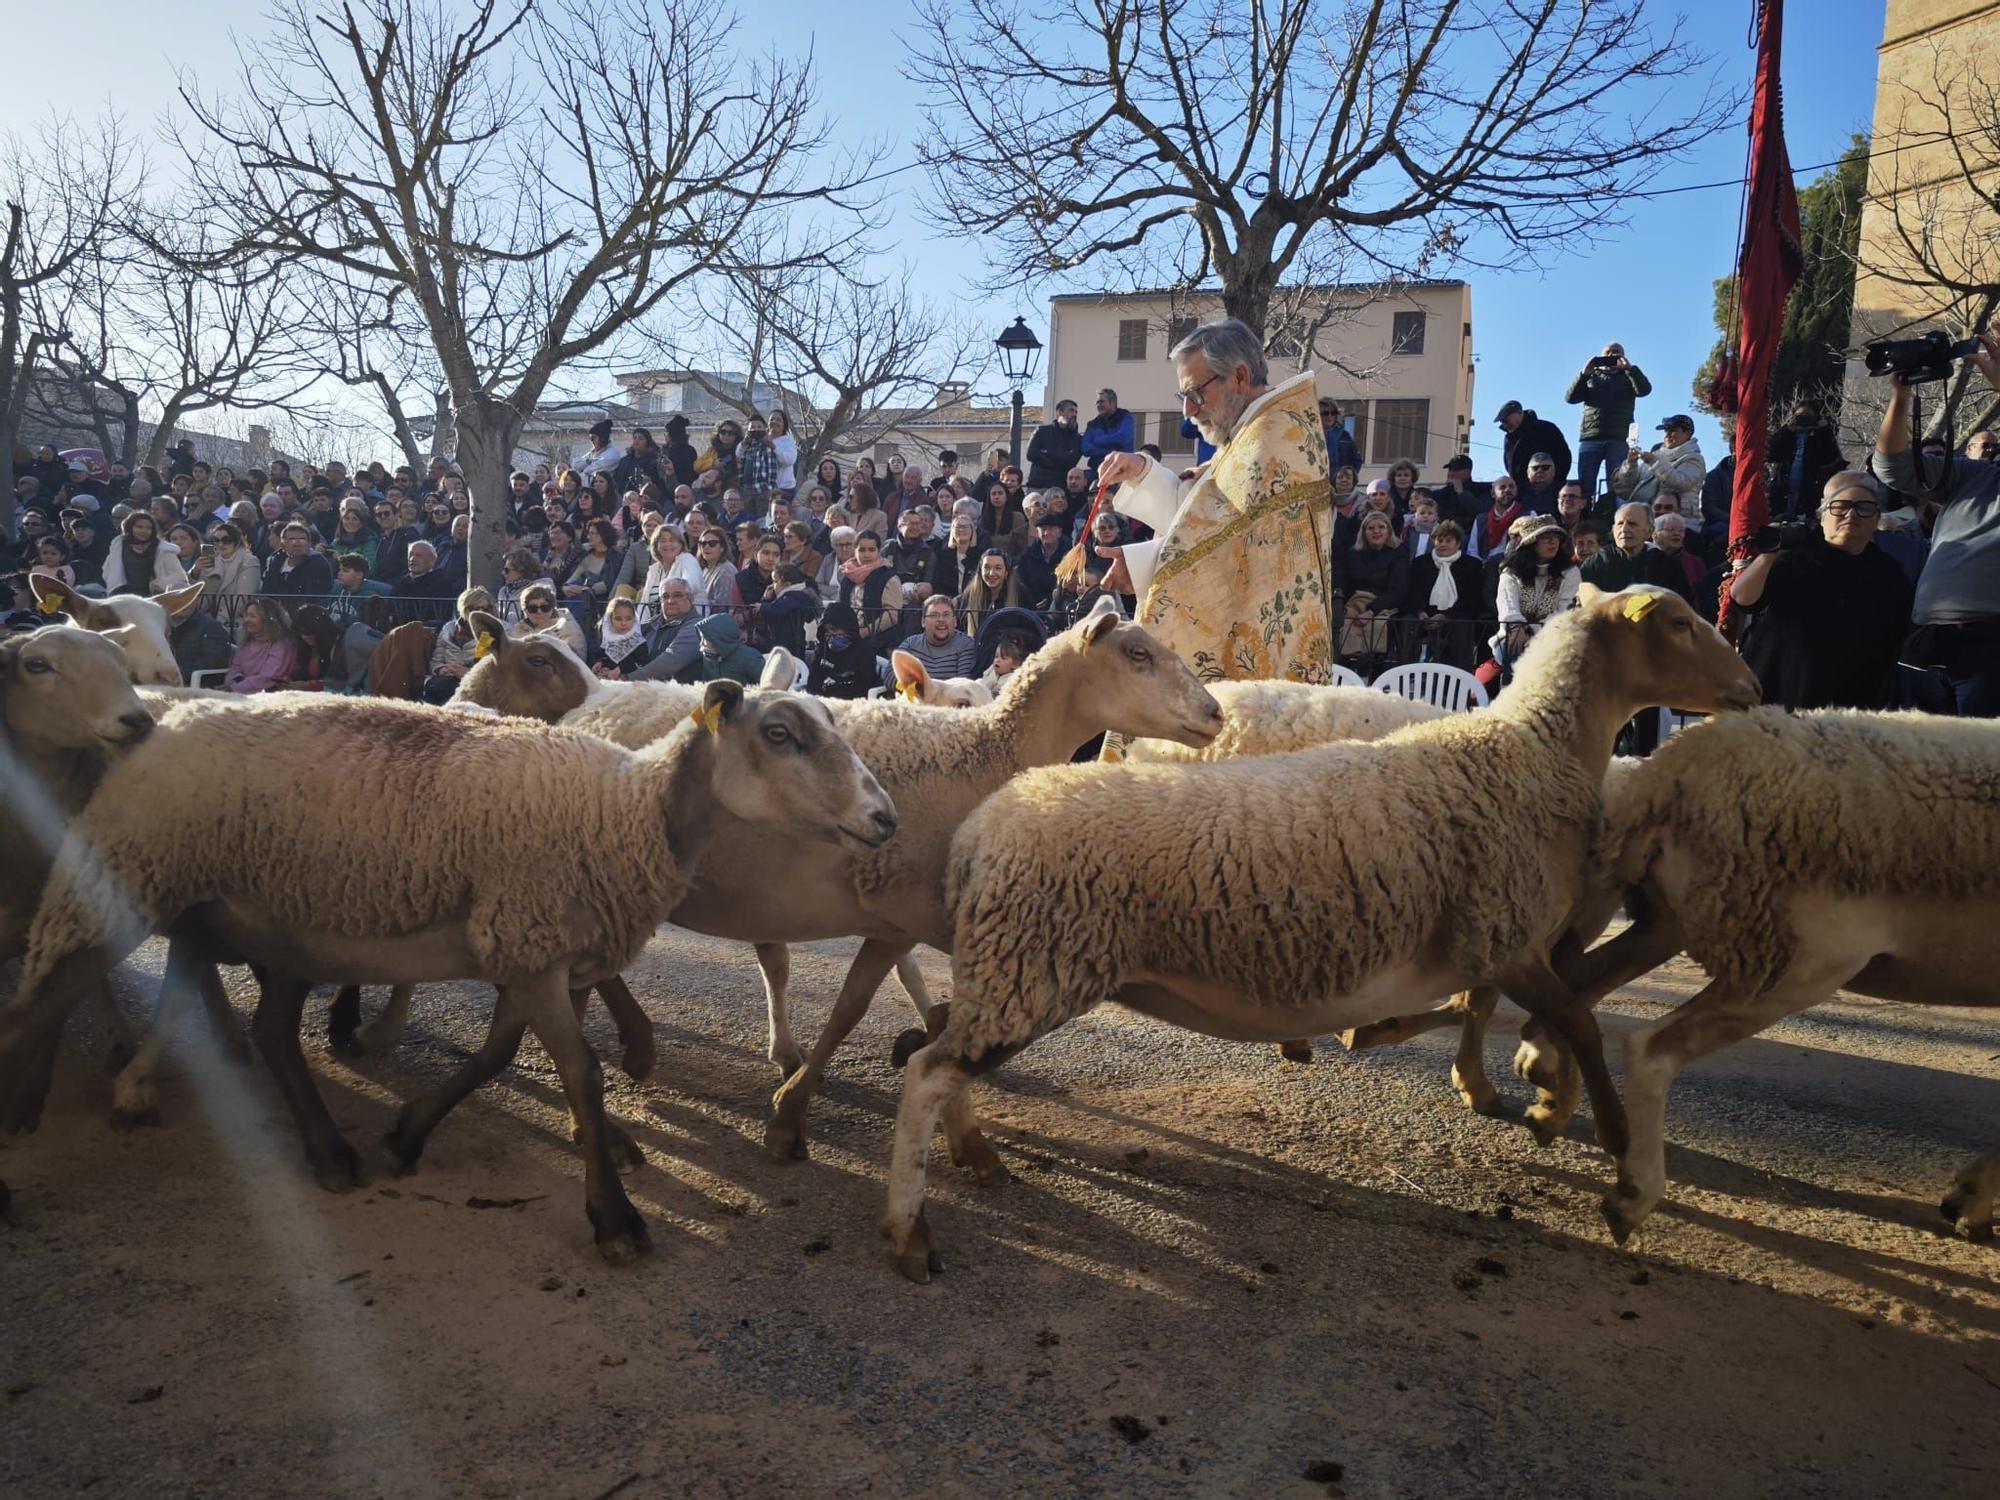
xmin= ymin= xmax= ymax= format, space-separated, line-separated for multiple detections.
xmin=10 ymin=328 xmax=2000 ymax=734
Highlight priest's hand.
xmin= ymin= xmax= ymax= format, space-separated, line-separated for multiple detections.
xmin=1097 ymin=453 xmax=1149 ymax=488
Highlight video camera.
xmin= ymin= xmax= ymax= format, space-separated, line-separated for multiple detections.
xmin=1864 ymin=330 xmax=1981 ymax=384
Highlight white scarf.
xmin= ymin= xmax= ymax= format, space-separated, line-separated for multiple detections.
xmin=598 ymin=615 xmax=647 ymax=664
xmin=1428 ymin=550 xmax=1460 ymax=612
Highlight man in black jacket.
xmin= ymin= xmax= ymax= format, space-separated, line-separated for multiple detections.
xmin=260 ymin=523 xmax=334 ymax=597
xmin=1766 ymin=402 xmax=1846 ymax=518
xmin=1564 ymin=342 xmax=1652 ymax=496
xmin=1496 ymin=400 xmax=1573 ymax=490
xmin=1015 ymin=512 xmax=1069 ymax=608
xmin=1579 ymin=504 xmax=1686 ymax=592
xmin=1026 ymin=399 xmax=1083 ymax=489
xmin=884 ymin=506 xmax=948 ymax=603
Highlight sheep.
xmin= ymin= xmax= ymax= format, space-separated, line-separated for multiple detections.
xmin=1539 ymin=708 xmax=2000 ymax=1244
xmin=0 ymin=682 xmax=896 ymax=1262
xmin=28 ymin=574 xmax=205 ymax=687
xmin=882 ymin=585 xmax=1761 ymax=1280
xmin=458 ymin=599 xmax=1226 ymax=1169
xmin=1122 ymin=680 xmax=1444 ymax=766
xmin=891 ymin=650 xmax=993 ymax=708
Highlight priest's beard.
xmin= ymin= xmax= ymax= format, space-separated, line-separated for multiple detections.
xmin=1192 ymin=385 xmax=1259 ymax=448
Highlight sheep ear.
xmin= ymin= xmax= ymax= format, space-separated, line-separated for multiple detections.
xmin=28 ymin=572 xmax=111 ymax=627
xmin=890 ymin=650 xmax=929 ymax=693
xmin=1577 ymin=582 xmax=1604 ymax=607
xmin=466 ymin=611 xmax=509 ymax=653
xmin=1081 ymin=596 xmax=1121 ymax=646
xmin=153 ymin=583 xmax=206 ymax=621
xmin=758 ymin=646 xmax=799 ymax=690
xmin=702 ymin=678 xmax=745 ymax=728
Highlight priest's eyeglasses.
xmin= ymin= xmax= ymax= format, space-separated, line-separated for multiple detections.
xmin=1177 ymin=373 xmax=1224 ymax=410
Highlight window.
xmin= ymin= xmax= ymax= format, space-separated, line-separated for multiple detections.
xmin=1167 ymin=316 xmax=1197 ymax=352
xmin=1329 ymin=400 xmax=1368 ymax=467
xmin=1391 ymin=310 xmax=1426 ymax=356
xmin=1116 ymin=319 xmax=1149 ymax=361
xmin=1371 ymin=399 xmax=1431 ymax=466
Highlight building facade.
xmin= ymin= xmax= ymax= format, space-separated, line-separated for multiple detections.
xmin=1041 ymin=282 xmax=1475 ymax=480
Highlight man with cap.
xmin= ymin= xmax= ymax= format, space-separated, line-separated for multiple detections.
xmin=1015 ymin=510 xmax=1070 ymax=609
xmin=1616 ymin=414 xmax=1707 ymax=524
xmin=1495 ymin=399 xmax=1572 ymax=492
xmin=1428 ymin=454 xmax=1490 ymax=529
xmin=575 ymin=418 xmax=623 ymax=483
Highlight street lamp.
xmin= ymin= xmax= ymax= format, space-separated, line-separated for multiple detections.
xmin=994 ymin=316 xmax=1043 ymax=470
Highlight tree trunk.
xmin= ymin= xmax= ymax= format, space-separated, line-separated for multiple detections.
xmin=1219 ymin=275 xmax=1274 ymax=341
xmin=144 ymin=397 xmax=185 ymax=469
xmin=115 ymin=390 xmax=138 ymax=470
xmin=456 ymin=397 xmax=522 ymax=592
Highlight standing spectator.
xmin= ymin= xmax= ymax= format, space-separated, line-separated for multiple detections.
xmin=1468 ymin=474 xmax=1525 ymax=561
xmin=661 ymin=416 xmax=699 ymax=493
xmin=575 ymin=418 xmax=623 ymax=482
xmin=738 ymin=413 xmax=777 ymax=516
xmin=1873 ymin=331 xmax=2000 ymax=714
xmin=1428 ymin=454 xmax=1490 ymax=529
xmin=767 ymin=411 xmax=799 ymax=499
xmin=1495 ymin=400 xmax=1572 ymax=490
xmin=898 ymin=595 xmax=979 ymax=679
xmin=613 ymin=429 xmax=669 ymax=497
xmin=1081 ymin=387 xmax=1136 ymax=475
xmin=224 ymin=601 xmax=296 ymax=694
xmin=259 ymin=522 xmax=332 ymax=598
xmin=1519 ymin=454 xmax=1564 ymax=516
xmin=1319 ymin=396 xmax=1364 ymax=475
xmin=104 ymin=512 xmax=191 ymax=596
xmin=696 ymin=419 xmax=744 ymax=490
xmin=1767 ymin=401 xmax=1846 ymax=519
xmin=1564 ymin=342 xmax=1653 ymax=497
xmin=1616 ymin=414 xmax=1707 ymax=524
xmin=1406 ymin=520 xmax=1484 ymax=668
xmin=1402 ymin=494 xmax=1441 ymax=559
xmin=1733 ymin=471 xmax=1913 ymax=710
xmin=1492 ymin=516 xmax=1580 ymax=674
xmin=1580 ymin=503 xmax=1685 ymax=592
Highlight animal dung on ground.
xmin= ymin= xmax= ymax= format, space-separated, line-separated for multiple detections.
xmin=1303 ymin=1460 xmax=1346 ymax=1482
xmin=1108 ymin=1415 xmax=1152 ymax=1444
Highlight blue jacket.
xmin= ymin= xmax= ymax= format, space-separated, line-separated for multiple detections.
xmin=1325 ymin=421 xmax=1363 ymax=476
xmin=1081 ymin=408 xmax=1136 ymax=471
xmin=1180 ymin=416 xmax=1216 ymax=465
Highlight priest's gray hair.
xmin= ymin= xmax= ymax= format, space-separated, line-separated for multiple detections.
xmin=1170 ymin=317 xmax=1269 ymax=387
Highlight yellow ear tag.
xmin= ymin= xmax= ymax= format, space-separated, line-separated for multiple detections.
xmin=38 ymin=594 xmax=64 ymax=616
xmin=897 ymin=679 xmax=922 ymax=704
xmin=1622 ymin=593 xmax=1661 ymax=622
xmin=474 ymin=631 xmax=495 ymax=659
xmin=689 ymin=701 xmax=723 ymax=736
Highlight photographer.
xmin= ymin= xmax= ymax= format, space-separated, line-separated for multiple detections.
xmin=1872 ymin=326 xmax=2000 ymax=715
xmin=1564 ymin=342 xmax=1652 ymax=497
xmin=1732 ymin=472 xmax=1912 ymax=710
xmin=1767 ymin=402 xmax=1846 ymax=519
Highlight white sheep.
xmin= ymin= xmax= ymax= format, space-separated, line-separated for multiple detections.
xmin=28 ymin=575 xmax=204 ymax=687
xmin=1556 ymin=707 xmax=2000 ymax=1243
xmin=1122 ymin=680 xmax=1444 ymax=765
xmin=882 ymin=586 xmax=1761 ymax=1280
xmin=0 ymin=682 xmax=896 ymax=1262
xmin=458 ymin=600 xmax=1226 ymax=1170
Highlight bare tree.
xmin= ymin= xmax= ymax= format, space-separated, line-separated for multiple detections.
xmin=178 ymin=0 xmax=870 ymax=588
xmin=676 ymin=257 xmax=979 ymax=481
xmin=1851 ymin=39 xmax=2000 ymax=440
xmin=909 ymin=0 xmax=1730 ymax=348
xmin=0 ymin=114 xmax=129 ymax=541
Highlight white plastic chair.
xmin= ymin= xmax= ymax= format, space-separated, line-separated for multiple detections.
xmin=189 ymin=669 xmax=228 ymax=689
xmin=1372 ymin=661 xmax=1489 ymax=713
xmin=1329 ymin=663 xmax=1366 ymax=688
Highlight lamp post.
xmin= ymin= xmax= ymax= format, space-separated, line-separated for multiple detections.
xmin=994 ymin=316 xmax=1043 ymax=471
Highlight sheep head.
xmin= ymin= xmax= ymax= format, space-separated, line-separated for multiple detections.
xmin=455 ymin=610 xmax=594 ymax=722
xmin=0 ymin=626 xmax=152 ymax=751
xmin=890 ymin=651 xmax=993 ymax=708
xmin=1576 ymin=585 xmax=1760 ymax=716
xmin=700 ymin=682 xmax=898 ymax=853
xmin=1041 ymin=599 xmax=1224 ymax=748
xmin=27 ymin=575 xmax=197 ymax=687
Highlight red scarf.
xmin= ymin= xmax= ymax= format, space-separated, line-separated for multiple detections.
xmin=1482 ymin=500 xmax=1521 ymax=553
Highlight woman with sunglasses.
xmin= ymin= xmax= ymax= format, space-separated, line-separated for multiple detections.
xmin=694 ymin=527 xmax=741 ymax=613
xmin=510 ymin=581 xmax=588 ymax=656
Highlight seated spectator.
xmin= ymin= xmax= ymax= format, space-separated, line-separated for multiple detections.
xmin=1649 ymin=513 xmax=1702 ymax=598
xmin=262 ymin=521 xmax=334 ymax=597
xmin=957 ymin=547 xmax=1022 ymax=623
xmin=939 ymin=514 xmax=982 ymax=596
xmin=1405 ymin=520 xmax=1483 ymax=669
xmin=1469 ymin=475 xmax=1525 ymax=561
xmin=1015 ymin=513 xmax=1069 ymax=609
xmin=28 ymin=535 xmax=76 ymax=590
xmin=885 ymin=506 xmax=947 ymax=602
xmin=1491 ymin=516 xmax=1580 ymax=676
xmin=330 ymin=551 xmax=392 ymax=627
xmin=512 ymin=582 xmax=587 ymax=656
xmin=1581 ymin=503 xmax=1686 ymax=593
xmin=1336 ymin=511 xmax=1409 ymax=670
xmin=105 ymin=511 xmax=191 ymax=596
xmin=1519 ymin=453 xmax=1563 ymax=516
xmin=808 ymin=604 xmax=883 ymax=699
xmin=587 ymin=596 xmax=657 ymax=679
xmin=780 ymin=520 xmax=823 ymax=582
xmin=1088 ymin=508 xmax=1138 ymax=614
xmin=1428 ymin=454 xmax=1490 ymax=529
xmin=638 ymin=525 xmax=700 ymax=611
xmin=225 ymin=600 xmax=296 ymax=694
xmin=1402 ymin=494 xmax=1442 ymax=558
xmin=750 ymin=563 xmax=822 ymax=660
xmin=734 ymin=533 xmax=783 ymax=636
xmin=623 ymin=579 xmax=703 ymax=682
xmin=1733 ymin=471 xmax=1913 ymax=710
xmin=561 ymin=518 xmax=623 ymax=608
xmin=165 ymin=523 xmax=203 ymax=580
xmin=816 ymin=525 xmax=856 ymax=602
xmin=421 ymin=586 xmax=496 ymax=704
xmin=496 ymin=546 xmax=548 ymax=623
xmin=390 ymin=539 xmax=456 ymax=620
xmin=695 ymin=527 xmax=741 ymax=612
xmin=694 ymin=611 xmax=765 ymax=685
xmin=979 ymin=632 xmax=1032 ymax=698
xmin=897 ymin=596 xmax=978 ymax=680
xmin=837 ymin=529 xmax=902 ymax=644
xmin=1571 ymin=520 xmax=1605 ymax=567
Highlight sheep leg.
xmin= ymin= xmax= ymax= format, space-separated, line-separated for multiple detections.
xmin=251 ymin=971 xmax=364 ymax=1192
xmin=110 ymin=940 xmax=233 ymax=1128
xmin=385 ymin=990 xmax=528 ymax=1172
xmin=326 ymin=986 xmax=365 ymax=1056
xmin=882 ymin=1039 xmax=978 ymax=1285
xmin=1340 ymin=988 xmax=1505 ymax=1116
xmin=1942 ymin=1158 xmax=2000 ymax=1244
xmin=353 ymin=985 xmax=416 ymax=1058
xmin=192 ymin=958 xmax=252 ymax=1064
xmin=767 ymin=938 xmax=911 ymax=1162
xmin=0 ymin=945 xmax=121 ymax=1134
xmin=1607 ymin=972 xmax=1832 ymax=1243
xmin=752 ymin=943 xmax=803 ymax=1077
xmin=590 ymin=975 xmax=654 ymax=1081
xmin=90 ymin=971 xmax=139 ymax=1073
xmin=519 ymin=968 xmax=650 ymax=1266
xmin=1499 ymin=959 xmax=1628 ymax=1159
xmin=1514 ymin=1020 xmax=1582 ymax=1144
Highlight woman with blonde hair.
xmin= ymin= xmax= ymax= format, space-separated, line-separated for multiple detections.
xmin=641 ymin=523 xmax=703 ymax=609
xmin=511 ymin=581 xmax=588 ymax=656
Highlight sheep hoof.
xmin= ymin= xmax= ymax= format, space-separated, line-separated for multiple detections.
xmin=1941 ymin=1186 xmax=1995 ymax=1243
xmin=769 ymin=1048 xmax=804 ymax=1081
xmin=590 ymin=1204 xmax=652 ymax=1266
xmin=606 ymin=1124 xmax=646 ymax=1174
xmin=109 ymin=1103 xmax=162 ymax=1132
xmin=312 ymin=1139 xmax=368 ymax=1194
xmin=1458 ymin=1086 xmax=1506 ymax=1120
xmin=951 ymin=1133 xmax=1008 ymax=1186
xmin=1523 ymin=1106 xmax=1567 ymax=1148
xmin=327 ymin=1028 xmax=366 ymax=1060
xmin=1277 ymin=1039 xmax=1314 ymax=1064
xmin=890 ymin=1028 xmax=929 ymax=1070
xmin=762 ymin=1115 xmax=809 ymax=1164
xmin=620 ymin=1038 xmax=657 ymax=1082
xmin=382 ymin=1114 xmax=427 ymax=1175
xmin=889 ymin=1211 xmax=942 ymax=1284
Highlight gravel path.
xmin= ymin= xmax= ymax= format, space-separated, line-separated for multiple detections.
xmin=3 ymin=930 xmax=1997 ymax=1498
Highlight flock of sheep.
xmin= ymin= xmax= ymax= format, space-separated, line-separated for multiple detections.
xmin=3 ymin=570 xmax=1997 ymax=1286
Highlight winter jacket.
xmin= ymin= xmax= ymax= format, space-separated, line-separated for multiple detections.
xmin=1335 ymin=544 xmax=1410 ymax=612
xmin=1501 ymin=411 xmax=1573 ymax=490
xmin=1080 ymin=408 xmax=1136 ymax=472
xmin=104 ymin=542 xmax=191 ymax=597
xmin=754 ymin=585 xmax=821 ymax=660
xmin=695 ymin=611 xmax=765 ymax=685
xmin=1766 ymin=425 xmax=1847 ymax=518
xmin=259 ymin=550 xmax=333 ymax=598
xmin=1325 ymin=421 xmax=1363 ymax=476
xmin=1014 ymin=539 xmax=1066 ymax=609
xmin=1614 ymin=438 xmax=1707 ymax=523
xmin=168 ymin=609 xmax=234 ymax=680
xmin=1025 ymin=421 xmax=1084 ymax=488
xmin=1563 ymin=363 xmax=1654 ymax=441
xmin=224 ymin=637 xmax=295 ymax=694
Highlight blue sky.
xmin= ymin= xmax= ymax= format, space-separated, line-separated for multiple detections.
xmin=1 ymin=0 xmax=1887 ymax=470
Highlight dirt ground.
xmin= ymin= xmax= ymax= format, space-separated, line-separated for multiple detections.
xmin=3 ymin=929 xmax=1997 ymax=1499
